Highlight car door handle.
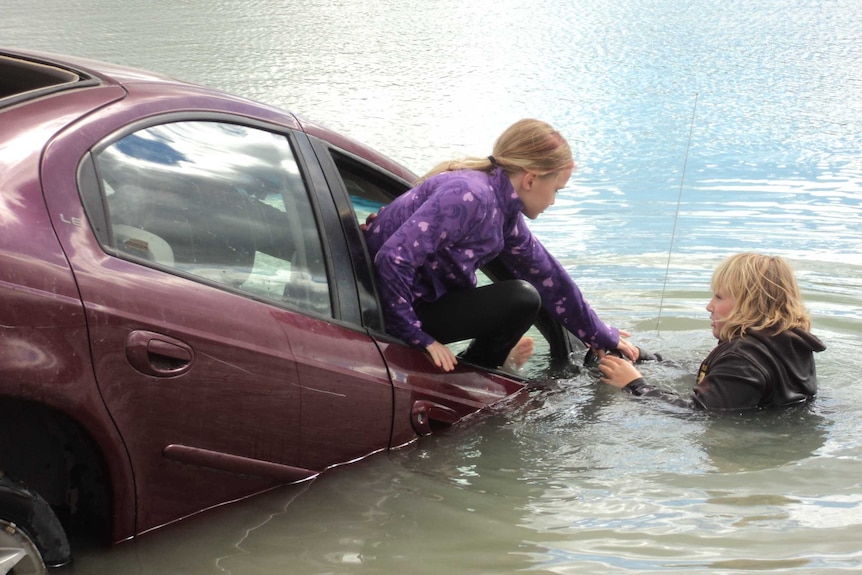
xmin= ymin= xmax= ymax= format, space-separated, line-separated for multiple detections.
xmin=411 ymin=400 xmax=459 ymax=436
xmin=125 ymin=330 xmax=194 ymax=377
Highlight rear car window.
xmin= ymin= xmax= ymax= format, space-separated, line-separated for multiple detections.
xmin=0 ymin=54 xmax=87 ymax=108
xmin=92 ymin=120 xmax=332 ymax=317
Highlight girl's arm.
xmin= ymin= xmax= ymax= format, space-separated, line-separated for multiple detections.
xmin=599 ymin=351 xmax=767 ymax=410
xmin=498 ymin=216 xmax=632 ymax=357
xmin=599 ymin=355 xmax=695 ymax=408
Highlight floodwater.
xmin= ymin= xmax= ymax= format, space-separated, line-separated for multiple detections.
xmin=3 ymin=0 xmax=862 ymax=573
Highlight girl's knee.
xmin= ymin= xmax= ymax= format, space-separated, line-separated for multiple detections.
xmin=512 ymin=280 xmax=541 ymax=312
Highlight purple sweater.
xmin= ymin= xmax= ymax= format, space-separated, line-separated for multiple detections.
xmin=363 ymin=167 xmax=620 ymax=351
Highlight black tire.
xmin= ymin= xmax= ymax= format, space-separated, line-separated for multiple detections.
xmin=0 ymin=473 xmax=71 ymax=572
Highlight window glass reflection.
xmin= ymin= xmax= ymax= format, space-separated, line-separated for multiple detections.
xmin=96 ymin=121 xmax=331 ymax=316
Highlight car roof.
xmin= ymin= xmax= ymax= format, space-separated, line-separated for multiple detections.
xmin=0 ymin=47 xmax=417 ymax=184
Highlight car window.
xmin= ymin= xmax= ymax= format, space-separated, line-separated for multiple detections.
xmin=330 ymin=150 xmax=400 ymax=227
xmin=94 ymin=121 xmax=331 ymax=316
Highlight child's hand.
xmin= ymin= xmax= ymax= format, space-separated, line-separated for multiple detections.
xmin=598 ymin=355 xmax=643 ymax=388
xmin=616 ymin=330 xmax=640 ymax=361
xmin=426 ymin=340 xmax=458 ymax=372
xmin=360 ymin=212 xmax=378 ymax=232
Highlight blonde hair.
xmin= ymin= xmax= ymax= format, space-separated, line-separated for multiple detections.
xmin=417 ymin=118 xmax=574 ymax=183
xmin=711 ymin=253 xmax=811 ymax=340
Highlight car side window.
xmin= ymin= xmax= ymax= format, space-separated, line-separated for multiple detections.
xmin=331 ymin=150 xmax=405 ymax=226
xmin=94 ymin=121 xmax=332 ymax=317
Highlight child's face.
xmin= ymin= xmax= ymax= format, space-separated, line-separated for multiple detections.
xmin=706 ymin=287 xmax=735 ymax=340
xmin=519 ymin=167 xmax=573 ymax=219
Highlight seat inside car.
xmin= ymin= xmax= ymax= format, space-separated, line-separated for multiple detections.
xmin=113 ymin=224 xmax=175 ymax=266
xmin=110 ymin=179 xmax=257 ymax=288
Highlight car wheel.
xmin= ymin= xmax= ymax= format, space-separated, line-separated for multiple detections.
xmin=0 ymin=474 xmax=71 ymax=574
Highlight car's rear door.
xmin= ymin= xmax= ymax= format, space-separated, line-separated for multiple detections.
xmin=42 ymin=112 xmax=393 ymax=533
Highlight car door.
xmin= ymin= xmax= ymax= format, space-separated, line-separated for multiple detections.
xmin=302 ymin=137 xmax=528 ymax=447
xmin=43 ymin=117 xmax=393 ymax=534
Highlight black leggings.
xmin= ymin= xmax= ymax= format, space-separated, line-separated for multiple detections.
xmin=414 ymin=280 xmax=542 ymax=369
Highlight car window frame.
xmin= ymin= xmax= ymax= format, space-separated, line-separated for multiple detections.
xmin=303 ymin=135 xmax=415 ymax=334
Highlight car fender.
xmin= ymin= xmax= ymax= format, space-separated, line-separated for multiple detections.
xmin=0 ymin=82 xmax=140 ymax=543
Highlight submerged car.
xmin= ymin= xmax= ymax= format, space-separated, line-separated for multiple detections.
xmin=0 ymin=48 xmax=582 ymax=571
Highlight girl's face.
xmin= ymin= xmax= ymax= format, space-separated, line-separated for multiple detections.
xmin=706 ymin=287 xmax=735 ymax=340
xmin=519 ymin=167 xmax=573 ymax=219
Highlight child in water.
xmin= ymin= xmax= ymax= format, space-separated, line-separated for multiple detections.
xmin=599 ymin=253 xmax=825 ymax=410
xmin=364 ymin=118 xmax=638 ymax=373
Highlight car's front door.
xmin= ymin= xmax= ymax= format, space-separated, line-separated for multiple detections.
xmin=304 ymin=141 xmax=529 ymax=445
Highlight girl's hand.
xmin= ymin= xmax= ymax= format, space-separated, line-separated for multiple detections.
xmin=616 ymin=329 xmax=640 ymax=362
xmin=598 ymin=355 xmax=643 ymax=388
xmin=426 ymin=340 xmax=458 ymax=372
xmin=360 ymin=212 xmax=378 ymax=232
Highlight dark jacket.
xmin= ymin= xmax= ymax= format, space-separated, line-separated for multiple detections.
xmin=626 ymin=328 xmax=826 ymax=411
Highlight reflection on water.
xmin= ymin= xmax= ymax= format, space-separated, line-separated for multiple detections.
xmin=4 ymin=0 xmax=862 ymax=573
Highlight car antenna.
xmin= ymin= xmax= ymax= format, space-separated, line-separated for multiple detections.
xmin=656 ymin=93 xmax=698 ymax=334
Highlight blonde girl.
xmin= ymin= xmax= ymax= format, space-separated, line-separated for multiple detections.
xmin=599 ymin=253 xmax=825 ymax=410
xmin=364 ymin=119 xmax=637 ymax=373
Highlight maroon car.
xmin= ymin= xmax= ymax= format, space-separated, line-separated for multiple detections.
xmin=0 ymin=48 xmax=581 ymax=572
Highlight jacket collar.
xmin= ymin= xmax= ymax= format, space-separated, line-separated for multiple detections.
xmin=490 ymin=167 xmax=524 ymax=218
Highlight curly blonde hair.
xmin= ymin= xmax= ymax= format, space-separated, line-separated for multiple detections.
xmin=417 ymin=118 xmax=574 ymax=183
xmin=711 ymin=253 xmax=811 ymax=340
